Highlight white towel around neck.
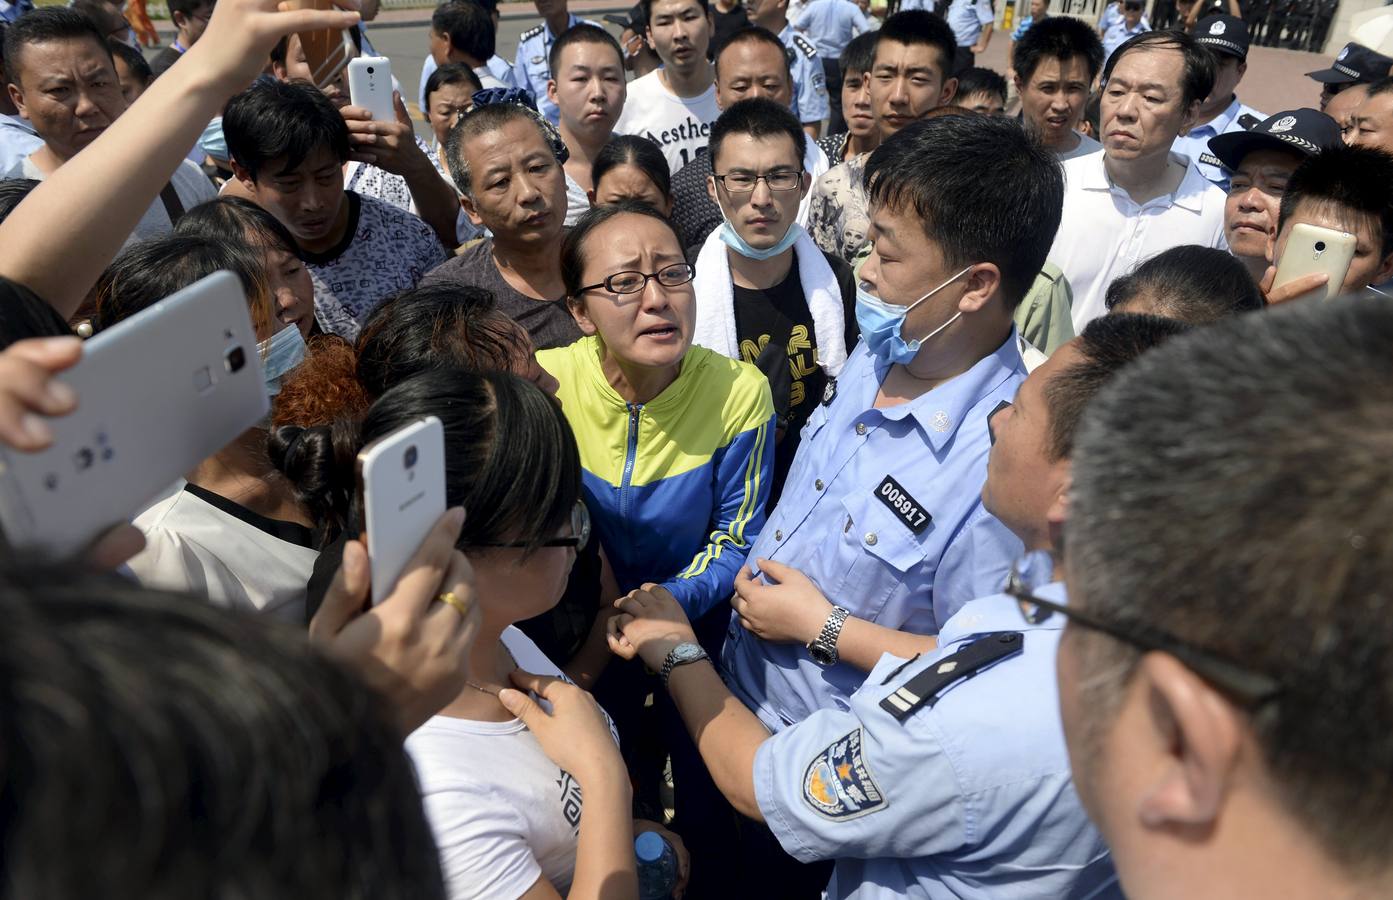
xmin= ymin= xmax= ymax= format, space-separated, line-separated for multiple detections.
xmin=692 ymin=224 xmax=848 ymax=377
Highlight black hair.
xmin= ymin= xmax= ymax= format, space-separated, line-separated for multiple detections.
xmin=224 ymin=79 xmax=351 ymax=182
xmin=354 ymin=283 xmax=529 ymax=400
xmin=640 ymin=0 xmax=710 ymax=27
xmin=92 ymin=233 xmax=272 ymax=336
xmin=955 ymin=66 xmax=1008 ymax=104
xmin=107 ymin=37 xmax=152 ymax=86
xmin=444 ymin=101 xmax=563 ymax=197
xmin=0 ymin=560 xmax=446 ymax=900
xmin=1012 ymin=14 xmax=1104 ymax=85
xmin=424 ymin=61 xmax=483 ymax=109
xmin=865 ymin=114 xmax=1063 ymax=308
xmin=1043 ymin=312 xmax=1190 ymax=460
xmin=709 ymin=96 xmax=806 ymax=169
xmin=432 ymin=0 xmax=495 ymax=64
xmin=875 ymin=10 xmax=956 ymax=79
xmin=561 ymin=200 xmax=681 ymax=299
xmin=840 ymin=29 xmax=877 ymax=75
xmin=548 ymin=22 xmax=624 ymax=77
xmin=1367 ymin=75 xmax=1393 ymax=98
xmin=1278 ymin=144 xmax=1393 ymax=260
xmin=591 ymin=133 xmax=672 ymax=199
xmin=0 ymin=277 xmax=72 ymax=348
xmin=270 ymin=367 xmax=580 ymax=552
xmin=1105 ymin=245 xmax=1265 ymax=323
xmin=1102 ymin=29 xmax=1216 ymax=108
xmin=0 ymin=176 xmax=38 ymax=225
xmin=2 ymin=7 xmax=111 ymax=84
xmin=167 ymin=0 xmax=213 ymax=21
xmin=176 ymin=196 xmax=300 ymax=257
xmin=713 ymin=24 xmax=790 ymax=81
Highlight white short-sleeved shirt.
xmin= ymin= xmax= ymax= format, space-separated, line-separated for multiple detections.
xmin=563 ymin=172 xmax=590 ymax=226
xmin=407 ymin=628 xmax=619 ymax=900
xmin=13 ymin=155 xmax=216 ymax=244
xmin=128 ymin=483 xmax=318 ymax=623
xmin=1047 ymin=149 xmax=1227 ymax=331
xmin=613 ymin=71 xmax=720 ymax=176
xmin=1057 ymin=131 xmax=1102 ymax=161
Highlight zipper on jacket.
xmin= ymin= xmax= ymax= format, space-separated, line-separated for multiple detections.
xmin=620 ymin=403 xmax=641 ymax=518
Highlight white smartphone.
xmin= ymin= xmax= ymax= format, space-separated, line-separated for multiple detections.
xmin=1272 ymin=222 xmax=1358 ymax=303
xmin=0 ymin=270 xmax=268 ymax=557
xmin=347 ymin=56 xmax=397 ymax=123
xmin=356 ymin=416 xmax=446 ymax=603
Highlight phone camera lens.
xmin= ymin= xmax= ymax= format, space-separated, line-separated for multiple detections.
xmin=404 ymin=446 xmax=418 ymax=468
xmin=366 ymin=66 xmax=375 ymax=75
xmin=225 ymin=346 xmax=246 ymax=373
xmin=1314 ymin=241 xmax=1327 ymax=253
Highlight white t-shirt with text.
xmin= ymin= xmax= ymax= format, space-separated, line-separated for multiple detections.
xmin=613 ymin=71 xmax=720 ymax=176
xmin=406 ymin=627 xmax=619 ymax=900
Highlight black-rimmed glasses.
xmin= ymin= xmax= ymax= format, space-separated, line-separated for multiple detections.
xmin=712 ymin=170 xmax=802 ymax=193
xmin=1005 ymin=550 xmax=1282 ymax=707
xmin=474 ymin=500 xmax=590 ymax=552
xmin=576 ymin=263 xmax=694 ymax=296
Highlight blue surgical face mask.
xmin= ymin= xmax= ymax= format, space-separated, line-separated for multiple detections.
xmin=258 ymin=325 xmax=307 ymax=397
xmin=855 ymin=265 xmax=974 ymax=366
xmin=717 ymin=219 xmax=803 ymax=261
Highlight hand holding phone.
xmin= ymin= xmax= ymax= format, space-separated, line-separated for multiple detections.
xmin=357 ymin=416 xmax=447 ymax=602
xmin=1272 ymin=223 xmax=1357 ymax=304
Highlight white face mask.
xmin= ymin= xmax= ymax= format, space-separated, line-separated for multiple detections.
xmin=257 ymin=325 xmax=307 ymax=397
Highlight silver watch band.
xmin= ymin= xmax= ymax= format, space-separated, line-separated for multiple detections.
xmin=660 ymin=642 xmax=709 ymax=687
xmin=809 ymin=605 xmax=851 ymax=664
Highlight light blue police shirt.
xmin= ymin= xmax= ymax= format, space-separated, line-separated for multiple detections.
xmin=895 ymin=0 xmax=936 ymax=12
xmin=1173 ymin=96 xmax=1265 ymax=191
xmin=753 ymin=587 xmax=1123 ymax=899
xmin=794 ymin=0 xmax=871 ymax=61
xmin=780 ymin=23 xmax=831 ymax=125
xmin=514 ymin=14 xmax=598 ymax=124
xmin=945 ymin=0 xmax=994 ymax=48
xmin=1101 ymin=16 xmax=1149 ymax=62
xmin=722 ymin=335 xmax=1026 ymax=732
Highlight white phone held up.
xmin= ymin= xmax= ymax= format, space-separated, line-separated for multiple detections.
xmin=0 ymin=271 xmax=268 ymax=557
xmin=356 ymin=416 xmax=446 ymax=603
xmin=347 ymin=56 xmax=397 ymax=123
xmin=1272 ymin=222 xmax=1357 ymax=303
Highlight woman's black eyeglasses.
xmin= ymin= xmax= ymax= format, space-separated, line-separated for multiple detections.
xmin=1005 ymin=550 xmax=1282 ymax=707
xmin=473 ymin=500 xmax=590 ymax=552
xmin=577 ymin=262 xmax=695 ymax=296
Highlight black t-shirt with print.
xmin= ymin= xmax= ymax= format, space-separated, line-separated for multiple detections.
xmin=732 ymin=249 xmax=857 ymax=503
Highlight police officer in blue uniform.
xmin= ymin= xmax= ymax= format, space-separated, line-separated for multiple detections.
xmin=1171 ymin=15 xmax=1264 ymax=191
xmin=513 ymin=0 xmax=599 ymax=124
xmin=745 ymin=0 xmax=830 ymax=133
xmin=608 ymin=312 xmax=1189 ymax=898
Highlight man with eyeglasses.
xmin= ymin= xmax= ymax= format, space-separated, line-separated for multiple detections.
xmin=1041 ymin=297 xmax=1393 ymax=900
xmin=691 ymin=98 xmax=855 ymax=504
xmin=606 ymin=310 xmax=1190 ymax=899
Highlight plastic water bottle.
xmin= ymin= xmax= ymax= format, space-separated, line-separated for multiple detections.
xmin=635 ymin=831 xmax=678 ymax=900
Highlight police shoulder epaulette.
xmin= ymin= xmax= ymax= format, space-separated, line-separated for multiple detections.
xmin=520 ymin=24 xmax=545 ymax=41
xmin=879 ymin=632 xmax=1024 ymax=722
xmin=793 ymin=34 xmax=817 ymax=57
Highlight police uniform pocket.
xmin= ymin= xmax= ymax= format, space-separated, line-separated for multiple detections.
xmin=833 ymin=491 xmax=930 ymax=623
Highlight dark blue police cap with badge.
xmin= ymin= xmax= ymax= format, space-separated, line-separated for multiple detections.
xmin=1208 ymin=107 xmax=1341 ymax=173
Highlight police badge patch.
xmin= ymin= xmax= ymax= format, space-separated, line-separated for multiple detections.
xmin=802 ymin=729 xmax=888 ymax=821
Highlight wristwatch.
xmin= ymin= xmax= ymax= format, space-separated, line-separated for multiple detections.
xmin=807 ymin=606 xmax=851 ymax=667
xmin=660 ymin=642 xmax=709 ymax=688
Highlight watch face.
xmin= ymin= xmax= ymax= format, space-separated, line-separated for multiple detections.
xmin=674 ymin=643 xmax=704 ymax=663
xmin=808 ymin=643 xmax=835 ymax=666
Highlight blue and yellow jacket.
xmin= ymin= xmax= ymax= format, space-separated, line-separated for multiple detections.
xmin=539 ymin=337 xmax=775 ymax=619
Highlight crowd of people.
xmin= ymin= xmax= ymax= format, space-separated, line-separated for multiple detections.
xmin=0 ymin=0 xmax=1391 ymax=896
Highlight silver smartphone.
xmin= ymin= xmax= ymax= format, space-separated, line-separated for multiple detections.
xmin=356 ymin=416 xmax=446 ymax=603
xmin=0 ymin=271 xmax=268 ymax=556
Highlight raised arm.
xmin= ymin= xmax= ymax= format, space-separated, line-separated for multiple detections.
xmin=0 ymin=0 xmax=360 ymax=317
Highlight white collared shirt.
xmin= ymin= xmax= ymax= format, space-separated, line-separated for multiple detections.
xmin=1047 ymin=149 xmax=1228 ymax=331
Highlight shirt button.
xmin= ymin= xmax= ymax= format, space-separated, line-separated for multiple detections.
xmin=775 ymin=530 xmax=783 ymax=541
xmin=855 ymin=423 xmax=867 ymax=435
xmin=865 ymin=532 xmax=878 ymax=546
xmin=814 ymin=479 xmax=824 ymax=491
